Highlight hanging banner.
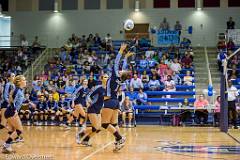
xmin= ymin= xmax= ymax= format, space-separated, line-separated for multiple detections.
xmin=228 ymin=29 xmax=240 ymax=45
xmin=157 ymin=30 xmax=180 ymax=45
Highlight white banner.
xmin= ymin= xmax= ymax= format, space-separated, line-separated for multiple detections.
xmin=228 ymin=29 xmax=240 ymax=45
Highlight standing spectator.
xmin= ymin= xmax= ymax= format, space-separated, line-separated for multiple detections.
xmin=214 ymin=96 xmax=221 ymax=126
xmin=121 ymin=96 xmax=134 ymax=127
xmin=227 ymin=17 xmax=235 ymax=29
xmin=130 ymin=73 xmax=143 ymax=91
xmin=194 ymin=94 xmax=209 ymax=124
xmin=21 ymin=35 xmax=29 ymax=47
xmin=136 ymin=88 xmax=148 ymax=105
xmin=94 ymin=33 xmax=102 ymax=45
xmin=148 ymin=75 xmax=161 ymax=91
xmin=174 ymin=21 xmax=182 ymax=35
xmin=227 ymin=81 xmax=238 ymax=129
xmin=105 ymin=33 xmax=112 ymax=51
xmin=160 ymin=17 xmax=170 ymax=30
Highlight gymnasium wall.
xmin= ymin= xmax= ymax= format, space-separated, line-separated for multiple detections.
xmin=4 ymin=0 xmax=240 ymax=47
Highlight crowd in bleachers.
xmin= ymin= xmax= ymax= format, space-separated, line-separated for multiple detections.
xmin=10 ymin=32 xmax=203 ymax=127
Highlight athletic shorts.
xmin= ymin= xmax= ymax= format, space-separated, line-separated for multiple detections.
xmin=4 ymin=107 xmax=16 ymax=119
xmin=103 ymin=99 xmax=119 ymax=110
xmin=1 ymin=101 xmax=9 ymax=109
xmin=87 ymin=104 xmax=102 ymax=114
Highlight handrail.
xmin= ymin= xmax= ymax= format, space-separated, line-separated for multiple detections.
xmin=204 ymin=46 xmax=213 ymax=87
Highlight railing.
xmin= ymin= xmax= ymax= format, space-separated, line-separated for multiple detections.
xmin=23 ymin=48 xmax=57 ymax=84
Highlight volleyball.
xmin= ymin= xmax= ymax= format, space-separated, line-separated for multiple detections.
xmin=124 ymin=19 xmax=134 ymax=31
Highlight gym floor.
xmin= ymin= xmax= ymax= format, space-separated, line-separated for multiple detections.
xmin=0 ymin=126 xmax=239 ymax=160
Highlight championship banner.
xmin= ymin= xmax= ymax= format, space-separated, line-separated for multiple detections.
xmin=156 ymin=30 xmax=180 ymax=45
xmin=228 ymin=29 xmax=240 ymax=45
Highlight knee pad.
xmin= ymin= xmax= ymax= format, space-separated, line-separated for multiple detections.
xmin=16 ymin=129 xmax=22 ymax=136
xmin=92 ymin=127 xmax=97 ymax=132
xmin=0 ymin=124 xmax=5 ymax=129
xmin=8 ymin=131 xmax=13 ymax=135
xmin=112 ymin=123 xmax=118 ymax=127
xmin=102 ymin=123 xmax=110 ymax=129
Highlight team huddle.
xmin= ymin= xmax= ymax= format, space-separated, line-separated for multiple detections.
xmin=0 ymin=43 xmax=133 ymax=154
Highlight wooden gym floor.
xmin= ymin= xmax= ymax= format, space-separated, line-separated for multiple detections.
xmin=0 ymin=126 xmax=240 ymax=160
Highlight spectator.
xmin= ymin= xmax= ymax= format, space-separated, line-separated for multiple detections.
xmin=148 ymin=75 xmax=161 ymax=91
xmin=174 ymin=21 xmax=182 ymax=35
xmin=170 ymin=58 xmax=182 ymax=74
xmin=217 ymin=39 xmax=226 ymax=50
xmin=145 ymin=48 xmax=155 ymax=60
xmin=217 ymin=49 xmax=227 ymax=72
xmin=214 ymin=96 xmax=221 ymax=126
xmin=130 ymin=73 xmax=143 ymax=91
xmin=88 ymin=75 xmax=97 ymax=89
xmin=52 ymin=88 xmax=60 ymax=102
xmin=181 ymin=53 xmax=192 ymax=69
xmin=227 ymin=80 xmax=238 ymax=129
xmin=172 ymin=72 xmax=182 ymax=85
xmin=180 ymin=38 xmax=191 ymax=48
xmin=194 ymin=94 xmax=209 ymax=124
xmin=183 ymin=71 xmax=194 ymax=86
xmin=139 ymin=55 xmax=148 ymax=69
xmin=125 ymin=87 xmax=137 ymax=105
xmin=105 ymin=33 xmax=112 ymax=51
xmin=141 ymin=70 xmax=150 ymax=87
xmin=227 ymin=17 xmax=235 ymax=29
xmin=160 ymin=17 xmax=170 ymax=30
xmin=64 ymin=80 xmax=75 ymax=97
xmin=136 ymin=88 xmax=148 ymax=105
xmin=94 ymin=33 xmax=102 ymax=45
xmin=164 ymin=75 xmax=176 ymax=92
xmin=227 ymin=38 xmax=235 ymax=51
xmin=21 ymin=35 xmax=29 ymax=47
xmin=121 ymin=96 xmax=134 ymax=127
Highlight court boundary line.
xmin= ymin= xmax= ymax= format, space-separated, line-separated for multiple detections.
xmin=81 ymin=141 xmax=113 ymax=160
xmin=226 ymin=132 xmax=240 ymax=144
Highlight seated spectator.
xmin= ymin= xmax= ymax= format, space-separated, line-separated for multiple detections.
xmin=88 ymin=74 xmax=97 ymax=89
xmin=179 ymin=98 xmax=192 ymax=126
xmin=217 ymin=39 xmax=226 ymax=50
xmin=180 ymin=37 xmax=191 ymax=48
xmin=56 ymin=76 xmax=66 ymax=90
xmin=170 ymin=58 xmax=182 ymax=74
xmin=164 ymin=75 xmax=176 ymax=92
xmin=183 ymin=71 xmax=194 ymax=86
xmin=214 ymin=96 xmax=221 ymax=126
xmin=148 ymin=75 xmax=161 ymax=91
xmin=227 ymin=38 xmax=235 ymax=51
xmin=104 ymin=33 xmax=112 ymax=51
xmin=125 ymin=87 xmax=137 ymax=105
xmin=65 ymin=80 xmax=76 ymax=97
xmin=172 ymin=72 xmax=182 ymax=85
xmin=141 ymin=70 xmax=150 ymax=87
xmin=139 ymin=55 xmax=148 ymax=69
xmin=157 ymin=60 xmax=168 ymax=78
xmin=145 ymin=48 xmax=155 ymax=59
xmin=93 ymin=33 xmax=102 ymax=45
xmin=52 ymin=88 xmax=60 ymax=102
xmin=217 ymin=49 xmax=227 ymax=72
xmin=118 ymin=87 xmax=126 ymax=108
xmin=33 ymin=95 xmax=48 ymax=125
xmin=181 ymin=53 xmax=192 ymax=69
xmin=130 ymin=73 xmax=143 ymax=91
xmin=136 ymin=88 xmax=148 ymax=105
xmin=121 ymin=96 xmax=134 ymax=127
xmin=194 ymin=94 xmax=209 ymax=124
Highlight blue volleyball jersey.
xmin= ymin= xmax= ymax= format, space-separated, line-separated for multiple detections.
xmin=72 ymin=86 xmax=90 ymax=103
xmin=11 ymin=87 xmax=25 ymax=111
xmin=87 ymin=85 xmax=105 ymax=107
xmin=2 ymin=82 xmax=15 ymax=102
xmin=37 ymin=101 xmax=48 ymax=110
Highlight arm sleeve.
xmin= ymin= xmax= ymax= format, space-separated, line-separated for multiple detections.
xmin=122 ymin=58 xmax=128 ymax=70
xmin=3 ymin=84 xmax=9 ymax=101
xmin=113 ymin=53 xmax=122 ymax=77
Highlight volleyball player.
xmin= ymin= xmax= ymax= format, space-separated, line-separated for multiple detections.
xmin=46 ymin=94 xmax=58 ymax=125
xmin=66 ymin=79 xmax=89 ymax=134
xmin=33 ymin=95 xmax=48 ymax=125
xmin=56 ymin=95 xmax=72 ymax=127
xmin=0 ymin=73 xmax=15 ymax=131
xmin=76 ymin=76 xmax=106 ymax=146
xmin=2 ymin=75 xmax=27 ymax=153
xmin=101 ymin=43 xmax=133 ymax=152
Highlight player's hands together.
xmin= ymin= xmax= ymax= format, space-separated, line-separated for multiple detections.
xmin=125 ymin=51 xmax=134 ymax=58
xmin=119 ymin=43 xmax=128 ymax=54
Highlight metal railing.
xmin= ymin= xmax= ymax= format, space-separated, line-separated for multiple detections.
xmin=23 ymin=48 xmax=57 ymax=83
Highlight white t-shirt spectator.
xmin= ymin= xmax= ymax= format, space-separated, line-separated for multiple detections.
xmin=227 ymin=85 xmax=238 ymax=101
xmin=145 ymin=50 xmax=154 ymax=59
xmin=148 ymin=79 xmax=161 ymax=90
xmin=164 ymin=80 xmax=176 ymax=91
xmin=170 ymin=62 xmax=182 ymax=73
xmin=21 ymin=40 xmax=29 ymax=47
xmin=130 ymin=78 xmax=143 ymax=90
xmin=105 ymin=36 xmax=112 ymax=46
xmin=184 ymin=75 xmax=194 ymax=86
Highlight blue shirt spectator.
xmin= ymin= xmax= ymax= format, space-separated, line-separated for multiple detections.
xmin=136 ymin=88 xmax=148 ymax=105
